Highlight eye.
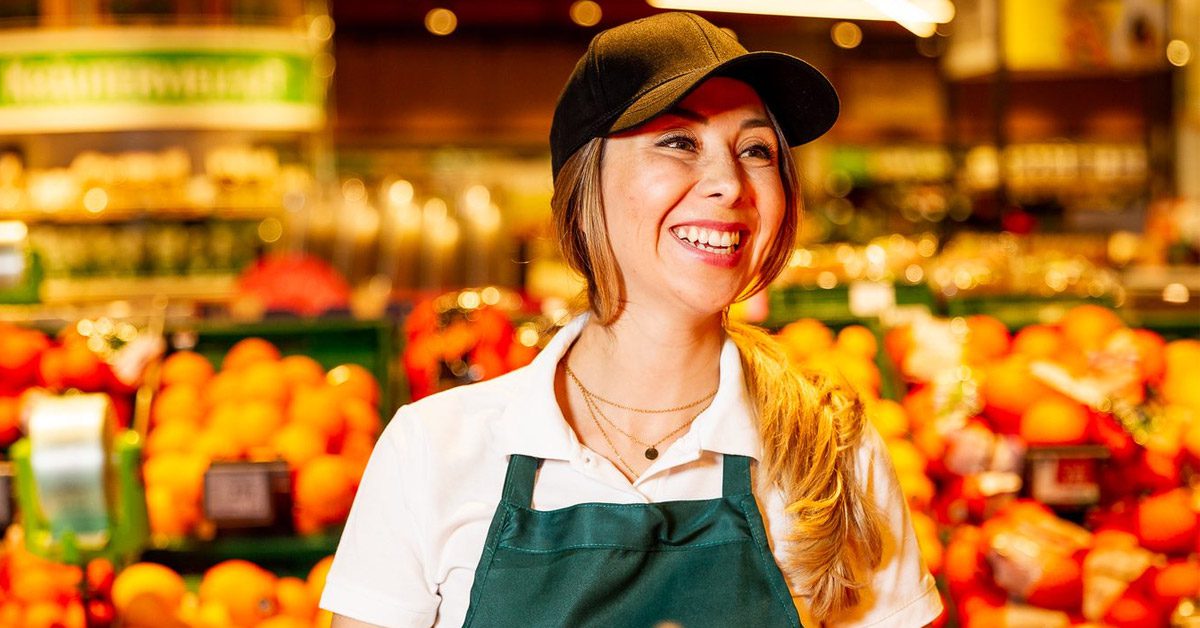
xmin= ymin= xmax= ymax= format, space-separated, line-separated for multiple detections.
xmin=656 ymin=133 xmax=697 ymax=152
xmin=740 ymin=141 xmax=776 ymax=162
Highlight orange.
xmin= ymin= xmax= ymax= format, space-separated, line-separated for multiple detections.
xmin=1025 ymin=552 xmax=1082 ymax=610
xmin=326 ymin=364 xmax=380 ymax=407
xmin=342 ymin=396 xmax=382 ymax=437
xmin=1184 ymin=415 xmax=1200 ymax=460
xmin=1103 ymin=594 xmax=1156 ymax=627
xmin=911 ymin=512 xmax=943 ymax=574
xmin=146 ymin=485 xmax=200 ymax=537
xmin=271 ymin=423 xmax=328 ymax=469
xmin=828 ymin=351 xmax=881 ymax=398
xmin=963 ymin=315 xmax=1010 ymax=365
xmin=239 ymin=361 xmax=289 ymax=405
xmin=315 ymin=610 xmax=334 ymax=628
xmin=902 ymin=386 xmax=935 ymax=431
xmin=255 ymin=617 xmax=310 ymax=628
xmin=340 ymin=431 xmax=376 ymax=481
xmin=10 ymin=564 xmax=66 ymax=605
xmin=1152 ymin=560 xmax=1200 ymax=603
xmin=1020 ymin=397 xmax=1090 ymax=445
xmin=898 ymin=472 xmax=934 ymax=510
xmin=883 ymin=326 xmax=913 ymax=371
xmin=912 ymin=425 xmax=947 ymax=461
xmin=195 ymin=425 xmax=245 ymax=461
xmin=230 ymin=400 xmax=286 ymax=450
xmin=777 ymin=319 xmax=834 ymax=361
xmin=23 ymin=602 xmax=65 ymax=628
xmin=866 ymin=399 xmax=909 ymax=439
xmin=199 ymin=560 xmax=278 ymax=628
xmin=144 ymin=421 xmax=199 ymax=459
xmin=143 ymin=451 xmax=209 ymax=504
xmin=275 ymin=576 xmax=318 ymax=620
xmin=204 ymin=370 xmax=243 ymax=408
xmin=1060 ymin=304 xmax=1123 ymax=352
xmin=151 ymin=384 xmax=204 ymax=426
xmin=1135 ymin=489 xmax=1198 ymax=554
xmin=0 ymin=602 xmax=22 ymax=627
xmin=886 ymin=439 xmax=927 ymax=476
xmin=289 ymin=386 xmax=346 ymax=440
xmin=835 ymin=325 xmax=878 ymax=359
xmin=1011 ymin=324 xmax=1063 ymax=360
xmin=161 ymin=351 xmax=214 ymax=389
xmin=280 ymin=355 xmax=326 ymax=390
xmin=981 ymin=356 xmax=1058 ymax=429
xmin=222 ymin=338 xmax=281 ymax=372
xmin=307 ymin=556 xmax=334 ymax=601
xmin=61 ymin=341 xmax=106 ymax=391
xmin=111 ymin=562 xmax=187 ymax=614
xmin=943 ymin=526 xmax=983 ymax=589
xmin=1130 ymin=329 xmax=1167 ymax=384
xmin=1165 ymin=339 xmax=1200 ymax=376
xmin=295 ymin=455 xmax=358 ymax=525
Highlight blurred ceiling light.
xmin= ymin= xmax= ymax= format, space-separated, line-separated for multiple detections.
xmin=831 ymin=22 xmax=863 ymax=49
xmin=645 ymin=0 xmax=954 ymax=37
xmin=1166 ymin=39 xmax=1191 ymax=67
xmin=425 ymin=8 xmax=458 ymax=36
xmin=570 ymin=0 xmax=603 ymax=27
xmin=308 ymin=15 xmax=335 ymax=41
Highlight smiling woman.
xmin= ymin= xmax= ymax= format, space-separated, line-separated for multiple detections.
xmin=322 ymin=11 xmax=943 ymax=628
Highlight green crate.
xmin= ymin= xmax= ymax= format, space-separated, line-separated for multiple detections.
xmin=141 ymin=531 xmax=340 ymax=578
xmin=766 ymin=283 xmax=936 ymax=329
xmin=167 ymin=317 xmax=400 ymax=417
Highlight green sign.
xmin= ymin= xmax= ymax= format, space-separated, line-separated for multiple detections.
xmin=0 ymin=27 xmax=326 ymax=133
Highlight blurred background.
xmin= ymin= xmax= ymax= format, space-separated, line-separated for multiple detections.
xmin=0 ymin=2 xmax=1197 ymax=627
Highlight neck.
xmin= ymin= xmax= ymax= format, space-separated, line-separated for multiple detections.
xmin=566 ymin=306 xmax=725 ymax=409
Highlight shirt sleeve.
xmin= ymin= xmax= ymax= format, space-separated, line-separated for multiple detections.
xmin=320 ymin=406 xmax=441 ymax=628
xmin=824 ymin=423 xmax=944 ymax=627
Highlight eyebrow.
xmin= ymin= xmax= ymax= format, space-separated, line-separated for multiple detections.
xmin=668 ymin=106 xmax=773 ymax=132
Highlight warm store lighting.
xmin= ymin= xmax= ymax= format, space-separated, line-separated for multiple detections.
xmin=426 ymin=8 xmax=458 ymax=36
xmin=570 ymin=0 xmax=603 ymax=27
xmin=645 ymin=0 xmax=954 ymax=37
xmin=0 ymin=221 xmax=27 ymax=244
xmin=831 ymin=22 xmax=863 ymax=49
xmin=1167 ymin=39 xmax=1191 ymax=67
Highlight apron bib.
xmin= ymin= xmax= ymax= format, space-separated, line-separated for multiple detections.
xmin=462 ymin=453 xmax=802 ymax=627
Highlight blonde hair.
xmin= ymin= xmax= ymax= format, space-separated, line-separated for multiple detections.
xmin=551 ymin=125 xmax=884 ymax=621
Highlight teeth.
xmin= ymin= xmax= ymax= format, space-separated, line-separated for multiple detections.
xmin=671 ymin=225 xmax=743 ymax=254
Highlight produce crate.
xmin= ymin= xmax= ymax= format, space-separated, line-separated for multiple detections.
xmin=141 ymin=531 xmax=340 ymax=577
xmin=166 ymin=316 xmax=401 ymax=415
xmin=766 ymin=282 xmax=936 ymax=328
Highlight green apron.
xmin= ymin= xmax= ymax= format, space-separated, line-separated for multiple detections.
xmin=462 ymin=453 xmax=802 ymax=627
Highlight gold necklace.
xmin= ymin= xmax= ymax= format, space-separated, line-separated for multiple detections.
xmin=564 ymin=364 xmax=716 ymax=414
xmin=566 ymin=365 xmax=708 ymax=461
xmin=578 ymin=390 xmax=639 ymax=477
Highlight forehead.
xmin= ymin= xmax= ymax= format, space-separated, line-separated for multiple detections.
xmin=672 ymin=77 xmax=768 ymax=118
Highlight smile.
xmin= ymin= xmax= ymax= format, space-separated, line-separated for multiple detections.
xmin=669 ymin=225 xmax=742 ymax=255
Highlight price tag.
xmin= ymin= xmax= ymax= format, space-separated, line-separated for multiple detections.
xmin=849 ymin=281 xmax=896 ymax=318
xmin=1028 ymin=457 xmax=1100 ymax=507
xmin=203 ymin=461 xmax=291 ymax=530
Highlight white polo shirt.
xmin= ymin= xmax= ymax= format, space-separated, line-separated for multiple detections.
xmin=321 ymin=314 xmax=943 ymax=627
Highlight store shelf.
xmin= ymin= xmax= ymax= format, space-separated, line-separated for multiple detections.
xmin=943 ymin=294 xmax=1117 ymax=330
xmin=39 ymin=274 xmax=237 ymax=305
xmin=0 ymin=207 xmax=281 ymax=225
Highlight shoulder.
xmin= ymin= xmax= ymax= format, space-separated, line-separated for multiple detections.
xmin=379 ymin=366 xmax=532 ymax=464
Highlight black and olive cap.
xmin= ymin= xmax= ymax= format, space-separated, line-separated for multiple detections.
xmin=550 ymin=11 xmax=839 ymax=179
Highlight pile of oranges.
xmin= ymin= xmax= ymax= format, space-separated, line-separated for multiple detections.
xmin=773 ymin=320 xmax=948 ymax=624
xmin=886 ymin=305 xmax=1200 ymax=627
xmin=0 ymin=322 xmax=137 ymax=448
xmin=107 ymin=555 xmax=334 ymax=628
xmin=144 ymin=338 xmax=383 ymax=537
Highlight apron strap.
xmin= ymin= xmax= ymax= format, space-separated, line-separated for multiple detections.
xmin=722 ymin=454 xmax=752 ymax=496
xmin=502 ymin=454 xmax=541 ymax=508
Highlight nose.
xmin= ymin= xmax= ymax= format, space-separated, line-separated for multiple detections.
xmin=695 ymin=150 xmax=745 ymax=207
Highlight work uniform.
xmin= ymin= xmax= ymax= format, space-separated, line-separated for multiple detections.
xmin=320 ymin=314 xmax=943 ymax=627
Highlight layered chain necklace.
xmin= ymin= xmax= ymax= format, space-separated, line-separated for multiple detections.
xmin=565 ymin=363 xmax=716 ymax=476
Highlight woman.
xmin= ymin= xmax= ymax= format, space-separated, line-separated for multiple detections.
xmin=323 ymin=12 xmax=942 ymax=628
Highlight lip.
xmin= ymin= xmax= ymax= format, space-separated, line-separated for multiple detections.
xmin=667 ymin=220 xmax=748 ymax=269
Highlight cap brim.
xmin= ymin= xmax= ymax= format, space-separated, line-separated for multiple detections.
xmin=608 ymin=51 xmax=839 ymax=147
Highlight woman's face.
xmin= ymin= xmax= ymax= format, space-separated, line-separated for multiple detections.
xmin=600 ymin=77 xmax=786 ymax=319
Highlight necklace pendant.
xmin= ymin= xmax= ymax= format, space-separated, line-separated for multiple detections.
xmin=644 ymin=447 xmax=658 ymax=460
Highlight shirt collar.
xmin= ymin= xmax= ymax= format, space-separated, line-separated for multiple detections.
xmin=491 ymin=312 xmax=762 ymax=462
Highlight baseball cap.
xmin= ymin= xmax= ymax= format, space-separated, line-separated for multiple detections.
xmin=550 ymin=11 xmax=839 ymax=179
